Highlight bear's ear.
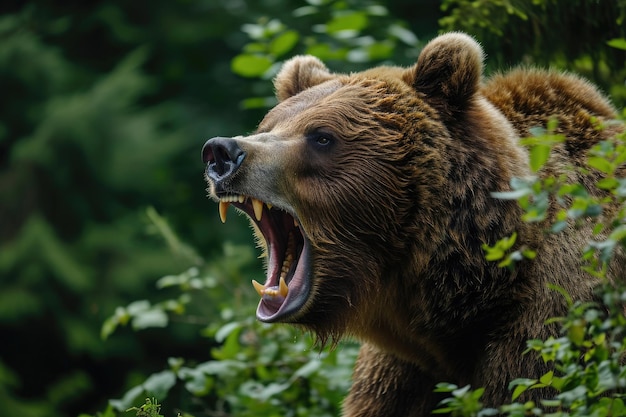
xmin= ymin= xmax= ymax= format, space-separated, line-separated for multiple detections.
xmin=403 ymin=32 xmax=484 ymax=114
xmin=274 ymin=55 xmax=336 ymax=101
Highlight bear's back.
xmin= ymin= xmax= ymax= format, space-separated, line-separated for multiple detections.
xmin=483 ymin=69 xmax=618 ymax=146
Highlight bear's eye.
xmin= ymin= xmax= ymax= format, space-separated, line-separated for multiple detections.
xmin=307 ymin=130 xmax=335 ymax=150
xmin=316 ymin=136 xmax=331 ymax=145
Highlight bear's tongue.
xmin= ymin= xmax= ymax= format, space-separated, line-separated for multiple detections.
xmin=252 ymin=230 xmax=297 ymax=305
xmin=253 ymin=221 xmax=311 ymax=322
xmin=217 ymin=196 xmax=311 ymax=322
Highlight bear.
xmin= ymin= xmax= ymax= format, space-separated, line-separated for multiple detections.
xmin=202 ymin=32 xmax=625 ymax=416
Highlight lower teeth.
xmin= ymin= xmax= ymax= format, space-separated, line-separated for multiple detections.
xmin=251 ymin=231 xmax=296 ymax=302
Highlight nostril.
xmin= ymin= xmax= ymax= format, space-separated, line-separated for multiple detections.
xmin=212 ymin=145 xmax=229 ymax=175
xmin=202 ymin=140 xmax=215 ymax=164
xmin=202 ymin=137 xmax=247 ymax=181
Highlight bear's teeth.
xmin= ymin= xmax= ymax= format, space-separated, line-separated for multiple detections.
xmin=252 ymin=198 xmax=264 ymax=221
xmin=251 ymin=277 xmax=289 ymax=299
xmin=252 ymin=279 xmax=264 ymax=297
xmin=279 ymin=276 xmax=288 ymax=297
xmin=219 ymin=201 xmax=230 ymax=223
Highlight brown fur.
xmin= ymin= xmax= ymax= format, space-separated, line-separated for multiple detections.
xmin=207 ymin=32 xmax=625 ymax=415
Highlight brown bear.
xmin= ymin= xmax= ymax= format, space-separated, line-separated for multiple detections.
xmin=202 ymin=32 xmax=625 ymax=416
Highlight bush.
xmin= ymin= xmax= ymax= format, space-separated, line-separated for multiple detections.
xmin=436 ymin=117 xmax=626 ymax=416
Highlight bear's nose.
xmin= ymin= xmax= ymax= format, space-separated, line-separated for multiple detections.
xmin=202 ymin=137 xmax=247 ymax=182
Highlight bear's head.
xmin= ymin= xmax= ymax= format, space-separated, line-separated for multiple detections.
xmin=202 ymin=33 xmax=527 ymax=344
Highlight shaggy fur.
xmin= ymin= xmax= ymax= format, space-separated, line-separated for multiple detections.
xmin=205 ymin=32 xmax=625 ymax=416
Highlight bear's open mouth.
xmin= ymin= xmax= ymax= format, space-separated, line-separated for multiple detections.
xmin=217 ymin=195 xmax=311 ymax=322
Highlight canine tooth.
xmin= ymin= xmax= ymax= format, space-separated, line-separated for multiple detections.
xmin=252 ymin=280 xmax=264 ymax=297
xmin=279 ymin=277 xmax=289 ymax=297
xmin=252 ymin=198 xmax=263 ymax=221
xmin=219 ymin=201 xmax=230 ymax=223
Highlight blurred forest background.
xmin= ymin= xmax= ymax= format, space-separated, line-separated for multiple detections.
xmin=0 ymin=0 xmax=624 ymax=416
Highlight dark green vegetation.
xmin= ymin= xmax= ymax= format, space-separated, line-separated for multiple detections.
xmin=0 ymin=1 xmax=624 ymax=416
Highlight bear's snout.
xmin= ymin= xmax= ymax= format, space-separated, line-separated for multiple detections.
xmin=203 ymin=137 xmax=246 ymax=187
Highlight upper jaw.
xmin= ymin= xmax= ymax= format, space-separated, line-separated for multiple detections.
xmin=214 ymin=193 xmax=312 ymax=323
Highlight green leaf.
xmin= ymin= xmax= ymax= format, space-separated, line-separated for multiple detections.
xmin=596 ymin=177 xmax=619 ymax=190
xmin=483 ymin=246 xmax=504 ymax=261
xmin=540 ymin=399 xmax=562 ymax=407
xmin=325 ymin=12 xmax=368 ymax=34
xmin=529 ymin=144 xmax=551 ymax=172
xmin=131 ymin=308 xmax=168 ymax=330
xmin=546 ymin=118 xmax=559 ymax=132
xmin=292 ymin=359 xmax=322 ymax=379
xmin=101 ymin=316 xmax=120 ymax=340
xmin=366 ymin=5 xmax=388 ymax=16
xmin=547 ymin=283 xmax=573 ymax=306
xmin=609 ymin=225 xmax=626 ymax=243
xmin=504 ymin=232 xmax=517 ymax=248
xmin=388 ymin=23 xmax=418 ymax=46
xmin=587 ymin=156 xmax=614 ymax=174
xmin=231 ymin=54 xmax=273 ymax=78
xmin=367 ymin=41 xmax=394 ymax=60
xmin=215 ymin=321 xmax=241 ymax=343
xmin=110 ymin=385 xmax=144 ymax=411
xmin=434 ymin=382 xmax=458 ymax=393
xmin=127 ymin=300 xmax=150 ymax=315
xmin=491 ymin=188 xmax=532 ymax=200
xmin=293 ymin=6 xmax=319 ymax=17
xmin=241 ymin=96 xmax=277 ymax=109
xmin=142 ymin=371 xmax=177 ymax=399
xmin=305 ymin=43 xmax=347 ymax=60
xmin=607 ymin=38 xmax=626 ymax=50
xmin=539 ymin=370 xmax=554 ymax=385
xmin=101 ymin=306 xmax=130 ymax=339
xmin=471 ymin=387 xmax=485 ymax=400
xmin=196 ymin=359 xmax=246 ymax=377
xmin=255 ymin=381 xmax=291 ymax=400
xmin=243 ymin=42 xmax=267 ymax=54
xmin=509 ymin=378 xmax=537 ymax=401
xmin=269 ymin=30 xmax=299 ymax=57
xmin=452 ymin=384 xmax=471 ymax=397
xmin=522 ymin=249 xmax=536 ymax=259
xmin=508 ymin=377 xmax=537 ymax=391
xmin=616 ymin=178 xmax=626 ymax=197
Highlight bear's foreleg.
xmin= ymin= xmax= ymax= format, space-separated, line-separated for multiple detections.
xmin=342 ymin=343 xmax=444 ymax=417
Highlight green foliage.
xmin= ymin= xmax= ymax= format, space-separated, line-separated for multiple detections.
xmin=0 ymin=3 xmax=261 ymax=416
xmin=481 ymin=232 xmax=536 ymax=269
xmin=436 ymin=116 xmax=626 ymax=416
xmin=433 ymin=384 xmax=496 ymax=417
xmin=440 ymin=0 xmax=531 ymax=37
xmin=99 ymin=216 xmax=359 ymax=416
xmin=440 ymin=0 xmax=626 ymax=107
xmin=126 ymin=398 xmax=164 ymax=417
xmin=607 ymin=38 xmax=626 ymax=51
xmin=437 ymin=282 xmax=626 ymax=417
xmin=231 ymin=0 xmax=421 ymax=108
